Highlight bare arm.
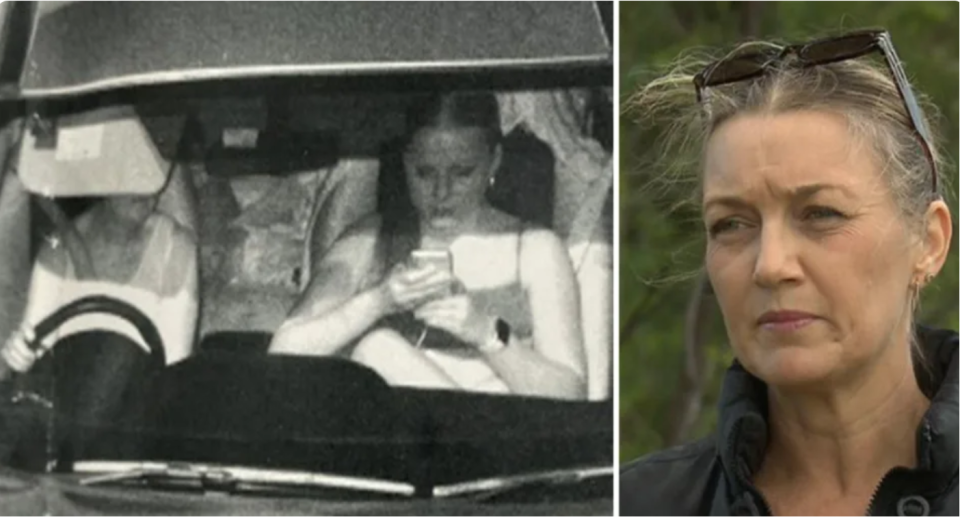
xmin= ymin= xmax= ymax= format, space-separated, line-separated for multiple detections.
xmin=158 ymin=224 xmax=199 ymax=364
xmin=483 ymin=229 xmax=587 ymax=400
xmin=0 ymin=171 xmax=31 ymax=345
xmin=155 ymin=164 xmax=199 ymax=237
xmin=0 ymin=239 xmax=72 ymax=377
xmin=271 ymin=215 xmax=455 ymax=357
xmin=269 ymin=218 xmax=386 ymax=356
xmin=575 ymin=240 xmax=613 ymax=401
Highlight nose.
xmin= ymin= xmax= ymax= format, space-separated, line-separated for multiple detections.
xmin=432 ymin=173 xmax=452 ymax=203
xmin=752 ymin=221 xmax=803 ymax=288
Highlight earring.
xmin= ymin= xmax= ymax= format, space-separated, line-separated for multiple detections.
xmin=909 ymin=278 xmax=923 ymax=312
xmin=488 ymin=174 xmax=497 ymax=189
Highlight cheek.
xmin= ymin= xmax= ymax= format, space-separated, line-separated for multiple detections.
xmin=705 ymin=243 xmax=762 ymax=361
xmin=453 ymin=176 xmax=487 ymax=200
xmin=404 ymin=173 xmax=427 ymax=197
xmin=818 ymin=227 xmax=911 ymax=329
xmin=705 ymin=242 xmax=753 ymax=320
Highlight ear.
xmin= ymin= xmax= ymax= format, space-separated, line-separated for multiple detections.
xmin=914 ymin=199 xmax=953 ymax=282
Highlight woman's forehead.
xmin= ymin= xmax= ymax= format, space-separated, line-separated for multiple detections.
xmin=408 ymin=126 xmax=489 ymax=154
xmin=702 ymin=111 xmax=882 ymax=197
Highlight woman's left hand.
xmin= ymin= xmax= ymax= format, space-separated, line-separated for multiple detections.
xmin=413 ymin=295 xmax=492 ymax=348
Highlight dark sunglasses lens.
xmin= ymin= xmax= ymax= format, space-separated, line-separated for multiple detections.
xmin=800 ymin=34 xmax=877 ymax=63
xmin=701 ymin=52 xmax=771 ymax=87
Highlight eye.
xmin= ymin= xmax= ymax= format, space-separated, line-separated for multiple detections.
xmin=451 ymin=165 xmax=476 ymax=178
xmin=415 ymin=166 xmax=435 ymax=179
xmin=708 ymin=218 xmax=749 ymax=238
xmin=802 ymin=205 xmax=847 ymax=221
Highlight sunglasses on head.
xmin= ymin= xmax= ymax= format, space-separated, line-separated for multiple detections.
xmin=693 ymin=29 xmax=937 ymax=192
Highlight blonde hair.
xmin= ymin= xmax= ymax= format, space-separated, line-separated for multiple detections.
xmin=624 ymin=39 xmax=947 ymax=229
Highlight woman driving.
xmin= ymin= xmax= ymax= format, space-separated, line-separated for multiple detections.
xmin=620 ymin=30 xmax=956 ymax=515
xmin=269 ymin=92 xmax=587 ymax=400
xmin=0 ymin=177 xmax=199 ymax=374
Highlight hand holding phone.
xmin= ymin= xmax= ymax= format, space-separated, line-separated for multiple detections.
xmin=408 ymin=249 xmax=455 ymax=297
xmin=380 ymin=250 xmax=455 ymax=313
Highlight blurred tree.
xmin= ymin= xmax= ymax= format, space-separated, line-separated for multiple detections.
xmin=619 ymin=1 xmax=959 ymax=461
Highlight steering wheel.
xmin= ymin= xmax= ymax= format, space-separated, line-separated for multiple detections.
xmin=6 ymin=295 xmax=165 ymax=471
xmin=27 ymin=294 xmax=165 ymax=369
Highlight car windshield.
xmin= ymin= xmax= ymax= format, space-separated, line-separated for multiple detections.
xmin=0 ymin=3 xmax=613 ymax=512
xmin=0 ymin=82 xmax=614 ymax=504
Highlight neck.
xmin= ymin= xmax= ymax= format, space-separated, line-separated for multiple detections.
xmin=757 ymin=338 xmax=929 ymax=498
xmin=419 ymin=206 xmax=485 ymax=248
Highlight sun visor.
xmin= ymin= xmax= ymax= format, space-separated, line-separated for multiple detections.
xmin=17 ymin=104 xmax=184 ymax=197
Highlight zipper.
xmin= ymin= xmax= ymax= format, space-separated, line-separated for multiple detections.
xmin=866 ymin=467 xmax=956 ymax=516
xmin=864 ymin=469 xmax=896 ymax=517
xmin=866 ymin=419 xmax=957 ymax=516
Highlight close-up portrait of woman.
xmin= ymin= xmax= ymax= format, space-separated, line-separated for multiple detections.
xmin=619 ymin=3 xmax=957 ymax=516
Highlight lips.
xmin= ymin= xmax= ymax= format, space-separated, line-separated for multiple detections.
xmin=431 ymin=207 xmax=455 ymax=218
xmin=757 ymin=310 xmax=818 ymax=331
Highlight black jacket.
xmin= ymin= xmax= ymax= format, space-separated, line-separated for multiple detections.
xmin=620 ymin=327 xmax=958 ymax=516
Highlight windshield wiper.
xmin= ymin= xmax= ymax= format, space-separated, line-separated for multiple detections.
xmin=431 ymin=465 xmax=613 ymax=499
xmin=75 ymin=460 xmax=416 ymax=497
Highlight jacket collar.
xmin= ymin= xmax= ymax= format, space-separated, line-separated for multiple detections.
xmin=716 ymin=327 xmax=959 ymax=489
xmin=914 ymin=326 xmax=959 ymax=474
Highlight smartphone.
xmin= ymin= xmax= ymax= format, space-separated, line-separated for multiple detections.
xmin=409 ymin=249 xmax=454 ymax=296
xmin=410 ymin=249 xmax=453 ymax=273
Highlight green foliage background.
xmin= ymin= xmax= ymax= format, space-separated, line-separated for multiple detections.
xmin=619 ymin=1 xmax=959 ymax=462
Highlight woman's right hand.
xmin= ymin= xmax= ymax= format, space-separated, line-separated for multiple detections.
xmin=0 ymin=327 xmax=39 ymax=374
xmin=379 ymin=263 xmax=454 ymax=315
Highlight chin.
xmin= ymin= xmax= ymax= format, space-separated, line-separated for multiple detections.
xmin=428 ymin=217 xmax=460 ymax=230
xmin=733 ymin=326 xmax=847 ymax=389
xmin=744 ymin=347 xmax=844 ymax=389
xmin=758 ymin=350 xmax=835 ymax=387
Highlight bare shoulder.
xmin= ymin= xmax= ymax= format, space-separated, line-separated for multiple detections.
xmin=338 ymin=213 xmax=381 ymax=244
xmin=153 ymin=212 xmax=197 ymax=258
xmin=515 ymin=226 xmax=576 ymax=290
xmin=295 ymin=214 xmax=383 ymax=317
xmin=318 ymin=213 xmax=381 ymax=264
xmin=143 ymin=213 xmax=199 ymax=296
xmin=520 ymin=227 xmax=570 ymax=265
xmin=311 ymin=213 xmax=383 ymax=282
xmin=166 ymin=214 xmax=197 ymax=246
xmin=520 ymin=226 xmax=566 ymax=251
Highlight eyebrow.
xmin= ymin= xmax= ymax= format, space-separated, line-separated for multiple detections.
xmin=703 ymin=183 xmax=856 ymax=212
